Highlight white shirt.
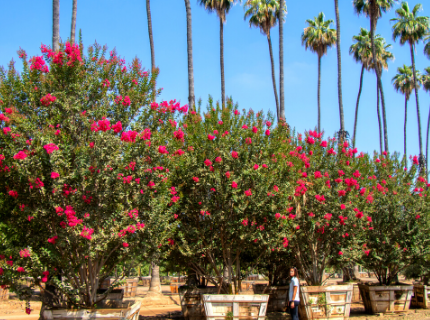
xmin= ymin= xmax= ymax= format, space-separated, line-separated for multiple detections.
xmin=289 ymin=277 xmax=300 ymax=302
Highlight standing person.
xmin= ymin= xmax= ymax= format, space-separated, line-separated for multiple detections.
xmin=289 ymin=267 xmax=300 ymax=320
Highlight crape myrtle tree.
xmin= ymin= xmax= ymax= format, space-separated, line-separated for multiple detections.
xmin=0 ymin=42 xmax=183 ymax=311
xmin=352 ymin=153 xmax=430 ymax=285
xmin=167 ymin=97 xmax=294 ymax=293
xmin=279 ymin=132 xmax=373 ymax=286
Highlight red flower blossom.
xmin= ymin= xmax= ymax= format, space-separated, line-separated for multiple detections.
xmin=244 ymin=189 xmax=252 ymax=196
xmin=204 ymin=159 xmax=212 ymax=166
xmin=232 ymin=181 xmax=238 ymax=188
xmin=158 ymin=146 xmax=168 ymax=154
xmin=208 ymin=134 xmax=215 ymax=141
xmin=231 ymin=151 xmax=239 ymax=159
xmin=338 ymin=251 xmax=343 ymax=255
xmin=215 ymin=157 xmax=222 ymax=163
xmin=193 ymin=177 xmax=199 ymax=183
xmin=226 ymin=171 xmax=231 ymax=178
xmin=43 ymin=143 xmax=59 ymax=154
xmin=51 ymin=172 xmax=60 ymax=179
xmin=265 ymin=130 xmax=270 ymax=136
xmin=306 ymin=137 xmax=315 ymax=144
xmin=40 ymin=93 xmax=57 ymax=106
xmin=340 ymin=204 xmax=346 ymax=210
xmin=13 ymin=151 xmax=28 ymax=160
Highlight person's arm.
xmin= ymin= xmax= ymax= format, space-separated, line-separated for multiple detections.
xmin=292 ymin=285 xmax=298 ymax=301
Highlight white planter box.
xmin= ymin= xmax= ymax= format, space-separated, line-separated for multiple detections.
xmin=43 ymin=299 xmax=141 ymax=320
xmin=202 ymin=294 xmax=269 ymax=320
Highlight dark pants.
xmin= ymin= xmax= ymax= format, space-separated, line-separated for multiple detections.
xmin=289 ymin=300 xmax=300 ymax=320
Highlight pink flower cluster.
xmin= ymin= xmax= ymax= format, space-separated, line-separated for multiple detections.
xmin=80 ymin=226 xmax=94 ymax=240
xmin=30 ymin=56 xmax=49 ymax=73
xmin=44 ymin=143 xmax=59 ymax=154
xmin=40 ymin=94 xmax=57 ymax=106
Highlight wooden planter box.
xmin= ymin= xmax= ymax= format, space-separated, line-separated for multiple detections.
xmin=43 ymin=300 xmax=142 ymax=320
xmin=139 ymin=277 xmax=151 ymax=287
xmin=0 ymin=287 xmax=9 ymax=300
xmin=100 ymin=277 xmax=138 ymax=298
xmin=358 ymin=283 xmax=413 ymax=314
xmin=299 ymin=285 xmax=353 ymax=320
xmin=252 ymin=284 xmax=288 ymax=312
xmin=337 ymin=281 xmax=361 ymax=303
xmin=178 ymin=286 xmax=219 ymax=320
xmin=171 ymin=283 xmax=185 ymax=294
xmin=411 ymin=284 xmax=430 ymax=309
xmin=202 ymin=294 xmax=269 ymax=320
xmin=241 ymin=281 xmax=254 ymax=292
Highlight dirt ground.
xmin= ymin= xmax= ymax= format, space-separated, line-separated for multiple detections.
xmin=1 ymin=281 xmax=429 ymax=320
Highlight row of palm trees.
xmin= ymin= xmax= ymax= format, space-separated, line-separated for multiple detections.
xmin=50 ymin=1 xmax=430 ymax=166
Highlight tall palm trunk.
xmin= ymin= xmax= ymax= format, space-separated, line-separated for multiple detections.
xmin=220 ymin=19 xmax=225 ymax=110
xmin=149 ymin=262 xmax=162 ymax=293
xmin=267 ymin=34 xmax=280 ymax=119
xmin=146 ymin=0 xmax=156 ymax=101
xmin=426 ymin=103 xmax=430 ymax=173
xmin=334 ymin=0 xmax=345 ymax=133
xmin=353 ymin=65 xmax=365 ymax=148
xmin=184 ymin=0 xmax=195 ymax=111
xmin=53 ymin=0 xmax=60 ymax=51
xmin=370 ymin=10 xmax=388 ymax=151
xmin=279 ymin=0 xmax=285 ymax=121
xmin=377 ymin=82 xmax=383 ymax=154
xmin=70 ymin=0 xmax=77 ymax=44
xmin=410 ymin=43 xmax=424 ymax=170
xmin=317 ymin=55 xmax=322 ymax=133
xmin=404 ymin=96 xmax=408 ymax=167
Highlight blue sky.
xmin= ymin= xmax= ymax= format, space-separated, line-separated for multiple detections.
xmin=1 ymin=0 xmax=430 ymax=160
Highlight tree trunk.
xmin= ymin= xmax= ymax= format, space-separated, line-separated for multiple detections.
xmin=146 ymin=0 xmax=157 ymax=102
xmin=377 ymin=81 xmax=383 ymax=154
xmin=267 ymin=34 xmax=280 ymax=119
xmin=370 ymin=11 xmax=388 ymax=152
xmin=334 ymin=0 xmax=345 ymax=133
xmin=184 ymin=0 xmax=195 ymax=111
xmin=317 ymin=55 xmax=322 ymax=133
xmin=70 ymin=0 xmax=77 ymax=44
xmin=353 ymin=65 xmax=365 ymax=148
xmin=410 ymin=43 xmax=424 ymax=171
xmin=149 ymin=262 xmax=162 ymax=293
xmin=220 ymin=18 xmax=225 ymax=110
xmin=279 ymin=0 xmax=285 ymax=121
xmin=404 ymin=96 xmax=408 ymax=167
xmin=426 ymin=102 xmax=430 ymax=173
xmin=52 ymin=0 xmax=60 ymax=51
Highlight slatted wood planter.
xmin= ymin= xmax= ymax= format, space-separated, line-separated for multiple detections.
xmin=252 ymin=284 xmax=288 ymax=312
xmin=202 ymin=294 xmax=269 ymax=320
xmin=43 ymin=299 xmax=142 ymax=320
xmin=337 ymin=282 xmax=361 ymax=303
xmin=100 ymin=277 xmax=138 ymax=298
xmin=178 ymin=286 xmax=219 ymax=320
xmin=0 ymin=287 xmax=9 ymax=300
xmin=140 ymin=277 xmax=151 ymax=287
xmin=298 ymin=285 xmax=353 ymax=320
xmin=358 ymin=284 xmax=413 ymax=314
xmin=411 ymin=284 xmax=430 ymax=309
xmin=240 ymin=281 xmax=254 ymax=292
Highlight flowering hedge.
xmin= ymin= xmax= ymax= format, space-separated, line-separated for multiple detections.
xmin=0 ymin=42 xmax=185 ymax=309
xmin=167 ymin=98 xmax=293 ymax=292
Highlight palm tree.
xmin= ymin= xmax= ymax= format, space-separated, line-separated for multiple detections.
xmin=424 ymin=34 xmax=430 ymax=58
xmin=392 ymin=1 xmax=429 ymax=170
xmin=334 ymin=0 xmax=345 ymax=137
xmin=421 ymin=68 xmax=430 ymax=172
xmin=70 ymin=0 xmax=77 ymax=44
xmin=244 ymin=0 xmax=286 ymax=120
xmin=353 ymin=0 xmax=398 ymax=153
xmin=349 ymin=29 xmax=393 ymax=151
xmin=53 ymin=0 xmax=60 ymax=51
xmin=184 ymin=0 xmax=195 ymax=111
xmin=146 ymin=0 xmax=157 ymax=102
xmin=301 ymin=12 xmax=336 ymax=133
xmin=392 ymin=65 xmax=422 ymax=166
xmin=279 ymin=0 xmax=285 ymax=120
xmin=199 ymin=0 xmax=241 ymax=110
